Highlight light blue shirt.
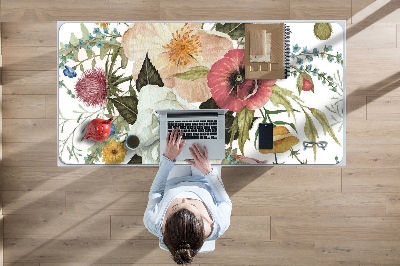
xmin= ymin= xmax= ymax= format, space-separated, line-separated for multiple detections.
xmin=144 ymin=155 xmax=232 ymax=241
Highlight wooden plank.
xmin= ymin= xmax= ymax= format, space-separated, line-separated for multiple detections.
xmin=2 ymin=95 xmax=46 ymax=118
xmin=347 ymin=23 xmax=397 ymax=49
xmin=351 ymin=0 xmax=400 ymax=24
xmin=2 ymin=70 xmax=56 ymax=95
xmin=351 ymin=0 xmax=376 ymax=24
xmin=66 ymin=191 xmax=148 ymax=216
xmin=2 ymin=166 xmax=155 ymax=192
xmin=346 ymin=48 xmax=400 ymax=97
xmin=160 ymin=0 xmax=290 ymax=20
xmin=2 ymin=119 xmax=56 ymax=143
xmin=386 ymin=194 xmax=400 ymax=216
xmin=4 ymin=238 xmax=315 ymax=264
xmin=2 ymin=191 xmax=65 ymax=215
xmin=346 ymin=143 xmax=400 ymax=168
xmin=41 ymin=264 xmax=196 ymax=266
xmin=343 ymin=168 xmax=400 ymax=193
xmin=2 ymin=142 xmax=57 ymax=167
xmin=316 ymin=240 xmax=400 ymax=264
xmin=1 ymin=22 xmax=56 ymax=46
xmin=4 ymin=214 xmax=110 ymax=240
xmin=272 ymin=216 xmax=400 ymax=241
xmin=2 ymin=49 xmax=57 ymax=71
xmin=223 ymin=166 xmax=341 ymax=194
xmin=222 ymin=216 xmax=270 ymax=240
xmin=111 ymin=216 xmax=154 ymax=240
xmin=231 ymin=192 xmax=386 ymax=217
xmin=346 ymin=96 xmax=366 ymax=120
xmin=290 ymin=0 xmax=351 ymax=20
xmin=46 ymin=95 xmax=57 ymax=119
xmin=346 ymin=120 xmax=400 ymax=145
xmin=367 ymin=96 xmax=400 ymax=120
xmin=4 ymin=263 xmax=39 ymax=266
xmin=0 ymin=0 xmax=160 ymax=22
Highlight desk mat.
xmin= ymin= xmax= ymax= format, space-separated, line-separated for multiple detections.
xmin=58 ymin=21 xmax=345 ymax=165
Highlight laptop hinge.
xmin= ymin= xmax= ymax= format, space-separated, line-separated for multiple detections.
xmin=167 ymin=112 xmax=219 ymax=118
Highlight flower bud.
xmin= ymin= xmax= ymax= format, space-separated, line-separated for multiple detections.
xmin=296 ymin=72 xmax=314 ymax=93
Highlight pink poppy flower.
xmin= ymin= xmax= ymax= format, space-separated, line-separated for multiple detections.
xmin=122 ymin=23 xmax=233 ymax=103
xmin=207 ymin=49 xmax=276 ymax=112
xmin=75 ymin=68 xmax=107 ymax=107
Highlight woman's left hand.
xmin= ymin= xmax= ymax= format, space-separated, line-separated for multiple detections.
xmin=164 ymin=127 xmax=186 ymax=161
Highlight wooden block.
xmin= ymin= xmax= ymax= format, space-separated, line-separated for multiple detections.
xmin=46 ymin=95 xmax=57 ymax=119
xmin=0 ymin=0 xmax=160 ymax=22
xmin=223 ymin=166 xmax=341 ymax=194
xmin=343 ymin=168 xmax=400 ymax=193
xmin=2 ymin=95 xmax=46 ymax=119
xmin=2 ymin=70 xmax=57 ymax=95
xmin=1 ymin=22 xmax=56 ymax=46
xmin=2 ymin=191 xmax=65 ymax=215
xmin=367 ymin=96 xmax=400 ymax=120
xmin=316 ymin=240 xmax=400 ymax=264
xmin=346 ymin=48 xmax=400 ymax=97
xmin=290 ymin=0 xmax=351 ymax=20
xmin=4 ymin=214 xmax=110 ymax=240
xmin=222 ymin=216 xmax=270 ymax=240
xmin=2 ymin=166 xmax=154 ymax=192
xmin=2 ymin=142 xmax=57 ymax=167
xmin=66 ymin=191 xmax=148 ymax=215
xmin=346 ymin=120 xmax=400 ymax=145
xmin=231 ymin=192 xmax=386 ymax=217
xmin=2 ymin=119 xmax=56 ymax=143
xmin=346 ymin=143 xmax=400 ymax=168
xmin=111 ymin=216 xmax=154 ymax=240
xmin=160 ymin=0 xmax=290 ymax=20
xmin=386 ymin=194 xmax=400 ymax=216
xmin=272 ymin=216 xmax=400 ymax=241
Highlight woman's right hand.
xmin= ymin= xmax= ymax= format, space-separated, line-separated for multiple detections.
xmin=184 ymin=144 xmax=212 ymax=175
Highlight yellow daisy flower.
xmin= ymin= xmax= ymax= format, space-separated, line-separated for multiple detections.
xmin=102 ymin=140 xmax=127 ymax=164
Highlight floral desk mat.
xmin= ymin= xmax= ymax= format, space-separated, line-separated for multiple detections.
xmin=58 ymin=21 xmax=345 ymax=165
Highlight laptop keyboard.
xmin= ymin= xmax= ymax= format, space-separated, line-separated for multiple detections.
xmin=168 ymin=120 xmax=218 ymax=139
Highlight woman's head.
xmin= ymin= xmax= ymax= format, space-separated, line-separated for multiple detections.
xmin=163 ymin=208 xmax=206 ymax=264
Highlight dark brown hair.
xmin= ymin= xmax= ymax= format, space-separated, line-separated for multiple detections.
xmin=163 ymin=208 xmax=206 ymax=264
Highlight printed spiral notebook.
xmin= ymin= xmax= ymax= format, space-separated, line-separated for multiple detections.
xmin=245 ymin=23 xmax=290 ymax=79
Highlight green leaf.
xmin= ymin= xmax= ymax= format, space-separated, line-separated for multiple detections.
xmin=136 ymin=53 xmax=164 ymax=92
xmin=91 ymin=58 xmax=96 ymax=69
xmin=215 ymin=23 xmax=245 ymax=40
xmin=100 ymin=46 xmax=109 ymax=60
xmin=273 ymin=120 xmax=297 ymax=133
xmin=128 ymin=154 xmax=142 ymax=164
xmin=269 ymin=85 xmax=301 ymax=121
xmin=79 ymin=64 xmax=84 ymax=73
xmin=86 ymin=49 xmax=93 ymax=59
xmin=310 ymin=108 xmax=341 ymax=146
xmin=106 ymin=99 xmax=114 ymax=115
xmin=80 ymin=23 xmax=90 ymax=41
xmin=109 ymin=96 xmax=138 ymax=125
xmin=70 ymin=33 xmax=79 ymax=46
xmin=236 ymin=107 xmax=254 ymax=155
xmin=173 ymin=66 xmax=210 ymax=81
xmin=304 ymin=111 xmax=319 ymax=161
xmin=120 ymin=48 xmax=129 ymax=69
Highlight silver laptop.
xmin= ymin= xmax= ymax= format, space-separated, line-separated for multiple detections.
xmin=156 ymin=109 xmax=228 ymax=160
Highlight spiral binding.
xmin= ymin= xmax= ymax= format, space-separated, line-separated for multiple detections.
xmin=284 ymin=24 xmax=291 ymax=79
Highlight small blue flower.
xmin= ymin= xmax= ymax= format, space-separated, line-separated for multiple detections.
xmin=327 ymin=45 xmax=333 ymax=51
xmin=293 ymin=44 xmax=301 ymax=53
xmin=297 ymin=58 xmax=303 ymax=65
xmin=313 ymin=48 xmax=319 ymax=56
xmin=101 ymin=35 xmax=106 ymax=40
xmin=86 ymin=44 xmax=92 ymax=50
xmin=78 ymin=39 xmax=84 ymax=48
xmin=67 ymin=54 xmax=73 ymax=59
xmin=64 ymin=43 xmax=71 ymax=49
xmin=305 ymin=65 xmax=312 ymax=72
xmin=88 ymin=35 xmax=94 ymax=41
xmin=299 ymin=65 xmax=304 ymax=71
xmin=113 ymin=28 xmax=118 ymax=34
xmin=103 ymin=27 xmax=109 ymax=34
xmin=301 ymin=46 xmax=309 ymax=54
xmin=328 ymin=56 xmax=334 ymax=62
xmin=110 ymin=124 xmax=116 ymax=136
xmin=306 ymin=55 xmax=313 ymax=62
xmin=96 ymin=41 xmax=104 ymax=48
xmin=63 ymin=65 xmax=77 ymax=78
xmin=93 ymin=28 xmax=100 ymax=34
xmin=110 ymin=37 xmax=115 ymax=42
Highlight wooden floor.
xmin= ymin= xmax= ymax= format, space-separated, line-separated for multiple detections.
xmin=1 ymin=0 xmax=400 ymax=265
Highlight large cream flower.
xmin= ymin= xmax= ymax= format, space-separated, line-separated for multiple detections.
xmin=129 ymin=84 xmax=197 ymax=164
xmin=122 ymin=23 xmax=233 ymax=103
